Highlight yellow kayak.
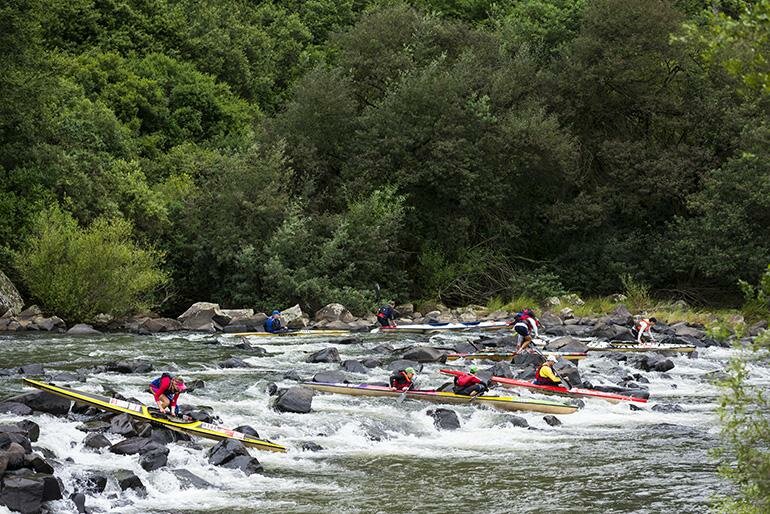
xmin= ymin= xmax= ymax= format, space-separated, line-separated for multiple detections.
xmin=23 ymin=379 xmax=286 ymax=453
xmin=229 ymin=329 xmax=352 ymax=337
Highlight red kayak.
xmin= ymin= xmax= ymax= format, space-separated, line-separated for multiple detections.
xmin=439 ymin=369 xmax=648 ymax=404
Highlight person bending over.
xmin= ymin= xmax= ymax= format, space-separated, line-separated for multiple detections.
xmin=149 ymin=374 xmax=186 ymax=416
xmin=632 ymin=317 xmax=657 ymax=344
xmin=452 ymin=365 xmax=488 ymax=397
xmin=389 ymin=367 xmax=416 ymax=391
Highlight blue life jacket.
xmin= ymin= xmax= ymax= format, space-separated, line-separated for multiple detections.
xmin=264 ymin=317 xmax=283 ymax=333
xmin=150 ymin=373 xmax=171 ymax=389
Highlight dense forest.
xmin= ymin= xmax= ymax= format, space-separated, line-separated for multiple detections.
xmin=1 ymin=0 xmax=769 ymax=319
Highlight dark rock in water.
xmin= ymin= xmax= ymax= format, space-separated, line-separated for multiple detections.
xmin=208 ymin=439 xmax=249 ymax=466
xmin=387 ymin=360 xmax=422 ymax=373
xmin=1 ymin=420 xmax=40 ymax=443
xmin=336 ymin=337 xmax=363 ymax=345
xmin=70 ymin=492 xmax=87 ymax=513
xmin=629 ymin=404 xmax=645 ymax=411
xmin=186 ymin=410 xmax=214 ymax=423
xmin=73 ymin=471 xmax=108 ymax=494
xmin=543 ymin=415 xmax=562 ymax=427
xmin=628 ymin=354 xmax=675 ymax=373
xmin=109 ymin=437 xmax=165 ymax=456
xmin=511 ymin=352 xmax=543 ymax=370
xmin=6 ymin=391 xmax=71 ymax=416
xmin=114 ymin=470 xmax=145 ymax=493
xmin=514 ymin=368 xmax=536 ymax=380
xmin=427 ymin=409 xmax=460 ymax=430
xmin=301 ymin=441 xmax=324 ymax=452
xmin=505 ymin=416 xmax=529 ymax=428
xmin=589 ymin=323 xmax=630 ymax=339
xmin=306 ymin=347 xmax=340 ymax=363
xmin=272 ymin=387 xmax=313 ymax=414
xmin=283 ymin=370 xmax=303 ymax=381
xmin=485 ymin=362 xmax=514 ymax=379
xmin=652 ymin=403 xmax=684 ymax=413
xmin=401 ymin=346 xmax=447 ymax=363
xmin=1 ymin=434 xmax=32 ymax=453
xmin=172 ymin=469 xmax=214 ymax=489
xmin=553 ymin=359 xmax=582 ymax=387
xmin=50 ymin=372 xmax=84 ymax=382
xmin=83 ymin=433 xmax=111 ymax=450
xmin=233 ymin=341 xmax=267 ymax=355
xmin=543 ymin=336 xmax=588 ymax=353
xmin=341 ymin=360 xmax=368 ymax=373
xmin=561 ymin=324 xmax=593 ymax=337
xmin=454 ymin=341 xmax=481 ymax=354
xmin=139 ymin=447 xmax=169 ymax=471
xmin=23 ymin=454 xmax=54 ymax=474
xmin=544 ymin=325 xmax=567 ymax=336
xmin=0 ymin=472 xmax=62 ymax=513
xmin=3 ymin=442 xmax=27 ymax=469
xmin=0 ymin=402 xmax=33 ymax=416
xmin=267 ymin=383 xmax=279 ymax=396
xmin=372 ymin=344 xmax=395 ymax=354
xmin=18 ymin=364 xmax=45 ymax=375
xmin=221 ymin=455 xmax=263 ymax=475
xmin=109 ymin=413 xmax=142 ymax=437
xmin=234 ymin=425 xmax=260 ymax=438
xmin=312 ymin=370 xmax=348 ymax=384
xmin=483 ymin=335 xmax=517 ymax=348
xmin=76 ymin=421 xmax=111 ymax=433
xmin=67 ymin=323 xmax=102 ymax=335
xmin=219 ymin=357 xmax=252 ymax=369
xmin=603 ymin=305 xmax=633 ymax=326
xmin=361 ymin=358 xmax=381 ymax=368
xmin=362 ymin=421 xmax=389 ymax=442
xmin=32 ymin=447 xmax=55 ymax=460
xmin=150 ymin=427 xmax=190 ymax=444
xmin=702 ymin=370 xmax=730 ymax=384
xmin=185 ymin=379 xmax=205 ymax=392
xmin=106 ymin=359 xmax=152 ymax=374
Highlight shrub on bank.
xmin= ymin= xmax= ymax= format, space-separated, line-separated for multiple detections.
xmin=15 ymin=206 xmax=168 ymax=321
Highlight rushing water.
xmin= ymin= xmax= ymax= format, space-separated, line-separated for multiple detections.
xmin=1 ymin=331 xmax=767 ymax=513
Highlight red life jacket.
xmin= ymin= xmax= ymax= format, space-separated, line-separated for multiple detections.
xmin=454 ymin=373 xmax=481 ymax=387
xmin=389 ymin=370 xmax=412 ymax=389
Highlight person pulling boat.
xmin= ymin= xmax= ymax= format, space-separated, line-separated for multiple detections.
xmin=534 ymin=355 xmax=568 ymax=388
xmin=149 ymin=373 xmax=187 ymax=415
xmin=377 ymin=300 xmax=399 ymax=328
xmin=389 ymin=367 xmax=416 ymax=391
xmin=264 ymin=310 xmax=289 ymax=333
xmin=513 ymin=314 xmax=534 ymax=354
xmin=632 ymin=317 xmax=657 ymax=344
xmin=516 ymin=308 xmax=542 ymax=338
xmin=452 ymin=365 xmax=488 ymax=397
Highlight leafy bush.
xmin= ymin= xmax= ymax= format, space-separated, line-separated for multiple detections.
xmin=15 ymin=206 xmax=168 ymax=321
xmin=620 ymin=273 xmax=653 ymax=311
xmin=739 ymin=264 xmax=770 ymax=321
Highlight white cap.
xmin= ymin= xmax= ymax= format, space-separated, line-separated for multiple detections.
xmin=546 ymin=354 xmax=558 ymax=362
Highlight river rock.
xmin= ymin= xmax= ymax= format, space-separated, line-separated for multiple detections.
xmin=312 ymin=370 xmax=348 ymax=383
xmin=0 ymin=402 xmax=33 ymax=416
xmin=139 ymin=317 xmax=182 ymax=333
xmin=219 ymin=357 xmax=252 ymax=368
xmin=0 ymin=270 xmax=23 ymax=317
xmin=2 ymin=442 xmax=27 ymax=470
xmin=668 ymin=322 xmax=706 ymax=339
xmin=66 ymin=323 xmax=102 ymax=335
xmin=273 ymin=386 xmax=313 ymax=413
xmin=553 ymin=358 xmax=582 ymax=386
xmin=73 ymin=471 xmax=108 ymax=494
xmin=150 ymin=427 xmax=190 ymax=444
xmin=387 ymin=360 xmax=422 ymax=373
xmin=6 ymin=391 xmax=71 ymax=416
xmin=282 ymin=304 xmax=307 ymax=329
xmin=301 ymin=441 xmax=324 ymax=452
xmin=109 ymin=437 xmax=165 ymax=456
xmin=485 ymin=362 xmax=514 ymax=379
xmin=208 ymin=439 xmax=249 ymax=466
xmin=372 ymin=343 xmax=395 ymax=353
xmin=76 ymin=421 xmax=111 ymax=433
xmin=114 ymin=469 xmax=145 ymax=493
xmin=232 ymin=425 xmax=259 ymax=438
xmin=109 ymin=414 xmax=146 ymax=437
xmin=651 ymin=403 xmax=684 ymax=413
xmin=453 ymin=341 xmax=481 ymax=354
xmin=70 ymin=492 xmax=86 ymax=513
xmin=83 ymin=433 xmax=111 ymax=450
xmin=17 ymin=364 xmax=44 ymax=376
xmin=14 ymin=421 xmax=40 ymax=443
xmin=427 ymin=409 xmax=460 ymax=430
xmin=543 ymin=415 xmax=562 ymax=427
xmin=139 ymin=447 xmax=169 ymax=471
xmin=172 ymin=469 xmax=214 ymax=489
xmin=223 ymin=313 xmax=268 ymax=333
xmin=590 ymin=323 xmax=630 ymax=339
xmin=306 ymin=348 xmax=340 ymax=363
xmin=221 ymin=455 xmax=263 ymax=475
xmin=283 ymin=370 xmax=303 ymax=381
xmin=341 ymin=360 xmax=368 ymax=373
xmin=543 ymin=336 xmax=588 ymax=353
xmin=511 ymin=352 xmax=543 ymax=370
xmin=232 ymin=341 xmax=267 ymax=355
xmin=603 ymin=305 xmax=633 ymax=326
xmin=505 ymin=416 xmax=529 ymax=428
xmin=628 ymin=354 xmax=675 ymax=373
xmin=1 ymin=472 xmax=62 ymax=513
xmin=561 ymin=324 xmax=594 ymax=337
xmin=315 ymin=303 xmax=355 ymax=323
xmin=401 ymin=346 xmax=447 ymax=363
xmin=22 ymin=454 xmax=54 ymax=474
xmin=106 ymin=359 xmax=153 ymax=374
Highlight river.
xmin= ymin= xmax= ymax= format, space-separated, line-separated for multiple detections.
xmin=1 ymin=331 xmax=766 ymax=513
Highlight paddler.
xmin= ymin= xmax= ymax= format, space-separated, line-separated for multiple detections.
xmin=452 ymin=365 xmax=488 ymax=397
xmin=632 ymin=317 xmax=657 ymax=344
xmin=376 ymin=300 xmax=399 ymax=328
xmin=264 ymin=310 xmax=289 ymax=333
xmin=534 ymin=355 xmax=566 ymax=387
xmin=389 ymin=367 xmax=416 ymax=391
xmin=149 ymin=374 xmax=186 ymax=416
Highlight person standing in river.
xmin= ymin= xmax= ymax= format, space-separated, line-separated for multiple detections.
xmin=376 ymin=300 xmax=399 ymax=327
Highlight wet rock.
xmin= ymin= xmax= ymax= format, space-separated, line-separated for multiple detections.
xmin=178 ymin=302 xmax=231 ymax=331
xmin=513 ymin=367 xmax=536 ymax=380
xmin=6 ymin=391 xmax=71 ymax=416
xmin=18 ymin=364 xmax=45 ymax=376
xmin=561 ymin=324 xmax=593 ymax=337
xmin=312 ymin=370 xmax=348 ymax=383
xmin=22 ymin=454 xmax=54 ymax=474
xmin=185 ymin=410 xmax=214 ymax=423
xmin=83 ymin=433 xmax=111 ymax=450
xmin=1 ymin=472 xmax=62 ymax=513
xmin=336 ymin=336 xmax=365 ymax=344
xmin=543 ymin=336 xmax=589 ymax=353
xmin=0 ymin=402 xmax=32 ymax=416
xmin=362 ymin=421 xmax=389 ymax=442
xmin=50 ymin=372 xmax=84 ymax=382
xmin=402 ymin=346 xmax=448 ymax=363
xmin=361 ymin=358 xmax=381 ymax=368
xmin=172 ymin=469 xmax=214 ymax=489
xmin=66 ymin=323 xmax=102 ymax=335
xmin=628 ymin=354 xmax=675 ymax=373
xmin=427 ymin=409 xmax=460 ymax=430
xmin=105 ymin=359 xmax=153 ymax=374
xmin=301 ymin=441 xmax=324 ymax=452
xmin=306 ymin=347 xmax=340 ymax=363
xmin=139 ymin=447 xmax=169 ymax=471
xmin=485 ymin=362 xmax=514 ymax=379
xmin=315 ymin=303 xmax=355 ymax=323
xmin=372 ymin=344 xmax=395 ymax=354
xmin=669 ymin=322 xmax=706 ymax=339
xmin=2 ymin=442 xmax=27 ymax=469
xmin=543 ymin=415 xmax=562 ymax=427
xmin=221 ymin=455 xmax=263 ymax=475
xmin=454 ymin=341 xmax=481 ymax=354
xmin=76 ymin=421 xmax=111 ymax=433
xmin=109 ymin=413 xmax=149 ymax=437
xmin=219 ymin=357 xmax=252 ymax=368
xmin=272 ymin=386 xmax=313 ymax=414
xmin=114 ymin=470 xmax=145 ymax=494
xmin=386 ymin=360 xmax=422 ymax=373
xmin=73 ymin=471 xmax=107 ymax=494
xmin=340 ymin=360 xmax=368 ymax=373
xmin=511 ymin=352 xmax=543 ymax=370
xmin=603 ymin=305 xmax=633 ymax=326
xmin=139 ymin=317 xmax=182 ymax=333
xmin=266 ymin=383 xmax=279 ymax=396
xmin=505 ymin=416 xmax=529 ymax=428
xmin=232 ymin=341 xmax=267 ymax=355
xmin=70 ymin=492 xmax=86 ymax=513
xmin=629 ymin=404 xmax=645 ymax=411
xmin=150 ymin=427 xmax=190 ymax=445
xmin=651 ymin=403 xmax=684 ymax=413
xmin=590 ymin=323 xmax=631 ymax=339
xmin=208 ymin=439 xmax=249 ymax=466
xmin=553 ymin=358 xmax=582 ymax=387
xmin=283 ymin=370 xmax=303 ymax=382
xmin=282 ymin=304 xmax=307 ymax=329
xmin=109 ymin=437 xmax=165 ymax=456
xmin=234 ymin=425 xmax=260 ymax=438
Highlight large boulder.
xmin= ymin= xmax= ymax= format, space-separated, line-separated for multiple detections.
xmin=561 ymin=324 xmax=594 ymax=337
xmin=272 ymin=386 xmax=313 ymax=413
xmin=485 ymin=362 xmax=514 ymax=379
xmin=603 ymin=305 xmax=633 ymax=326
xmin=0 ymin=270 xmax=23 ymax=317
xmin=312 ymin=370 xmax=349 ymax=383
xmin=172 ymin=469 xmax=214 ymax=489
xmin=553 ymin=358 xmax=582 ymax=387
xmin=139 ymin=447 xmax=169 ymax=471
xmin=66 ymin=324 xmax=102 ymax=335
xmin=306 ymin=348 xmax=340 ymax=363
xmin=221 ymin=455 xmax=263 ymax=475
xmin=109 ymin=413 xmax=149 ymax=437
xmin=139 ymin=317 xmax=182 ymax=333
xmin=105 ymin=359 xmax=153 ymax=374
xmin=6 ymin=391 xmax=71 ymax=416
xmin=177 ymin=302 xmax=231 ymax=332
xmin=427 ymin=409 xmax=460 ymax=430
xmin=108 ymin=437 xmax=165 ymax=456
xmin=219 ymin=357 xmax=252 ymax=369
xmin=314 ymin=303 xmax=355 ymax=323
xmin=1 ymin=472 xmax=62 ymax=513
xmin=83 ymin=433 xmax=111 ymax=450
xmin=511 ymin=352 xmax=543 ymax=370
xmin=207 ymin=439 xmax=249 ymax=466
xmin=223 ymin=313 xmax=268 ymax=333
xmin=543 ymin=336 xmax=588 ymax=353
xmin=539 ymin=311 xmax=562 ymax=327
xmin=628 ymin=354 xmax=675 ymax=373
xmin=281 ymin=304 xmax=307 ymax=329
xmin=401 ymin=346 xmax=448 ymax=363
xmin=340 ymin=360 xmax=368 ymax=373
xmin=589 ymin=323 xmax=630 ymax=340
xmin=669 ymin=322 xmax=706 ymax=339
xmin=0 ymin=403 xmax=32 ymax=416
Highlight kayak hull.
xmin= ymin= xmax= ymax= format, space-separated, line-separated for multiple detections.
xmin=23 ymin=379 xmax=286 ymax=452
xmin=446 ymin=352 xmax=587 ymax=362
xmin=372 ymin=321 xmax=511 ymax=334
xmin=588 ymin=342 xmax=696 ymax=353
xmin=230 ymin=329 xmax=351 ymax=337
xmin=303 ymin=382 xmax=578 ymax=414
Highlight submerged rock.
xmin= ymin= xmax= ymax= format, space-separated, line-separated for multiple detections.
xmin=543 ymin=415 xmax=562 ymax=427
xmin=301 ymin=441 xmax=324 ymax=452
xmin=651 ymin=403 xmax=684 ymax=413
xmin=272 ymin=386 xmax=313 ymax=414
xmin=0 ymin=472 xmax=62 ymax=513
xmin=221 ymin=455 xmax=263 ymax=475
xmin=114 ymin=470 xmax=145 ymax=493
xmin=340 ymin=360 xmax=368 ymax=373
xmin=312 ymin=370 xmax=348 ymax=384
xmin=401 ymin=346 xmax=447 ymax=363
xmin=5 ymin=391 xmax=70 ymax=416
xmin=427 ymin=409 xmax=460 ymax=431
xmin=306 ymin=347 xmax=340 ymax=363
xmin=219 ymin=357 xmax=252 ymax=368
xmin=505 ymin=416 xmax=529 ymax=428
xmin=83 ymin=433 xmax=111 ymax=450
xmin=66 ymin=323 xmax=102 ymax=335
xmin=172 ymin=469 xmax=214 ymax=489
xmin=207 ymin=439 xmax=249 ymax=466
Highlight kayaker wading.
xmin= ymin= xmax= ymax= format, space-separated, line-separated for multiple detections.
xmin=389 ymin=367 xmax=416 ymax=391
xmin=452 ymin=365 xmax=487 ymax=397
xmin=149 ymin=374 xmax=186 ymax=415
xmin=632 ymin=317 xmax=657 ymax=343
xmin=376 ymin=300 xmax=398 ymax=327
xmin=534 ymin=355 xmax=563 ymax=387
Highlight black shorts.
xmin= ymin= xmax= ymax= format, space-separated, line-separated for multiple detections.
xmin=514 ymin=323 xmax=530 ymax=337
xmin=378 ymin=317 xmax=390 ymax=327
